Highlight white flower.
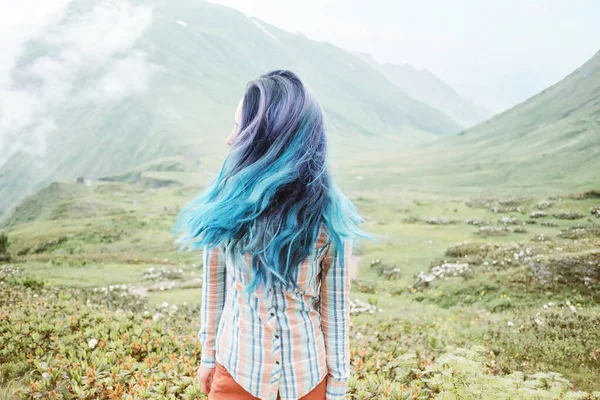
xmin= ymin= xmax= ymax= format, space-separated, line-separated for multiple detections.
xmin=162 ymin=301 xmax=169 ymax=308
xmin=88 ymin=338 xmax=98 ymax=349
xmin=507 ymin=321 xmax=514 ymax=327
xmin=569 ymin=305 xmax=578 ymax=314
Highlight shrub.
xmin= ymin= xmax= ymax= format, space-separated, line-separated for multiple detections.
xmin=445 ymin=242 xmax=490 ymax=258
xmin=553 ymin=212 xmax=585 ymax=220
xmin=411 ymin=262 xmax=471 ymax=290
xmin=425 ymin=217 xmax=458 ymax=225
xmin=530 ymin=211 xmax=548 ymax=219
xmin=528 ymin=252 xmax=600 ymax=299
xmin=1 ymin=281 xmax=598 ymax=398
xmin=351 ymin=279 xmax=378 ymax=294
xmin=571 ymin=189 xmax=600 ymax=200
xmin=376 ymin=265 xmax=401 ymax=280
xmin=476 ymin=226 xmax=509 ymax=237
xmin=465 ymin=218 xmax=489 ymax=226
xmin=0 ymin=232 xmax=9 ymax=262
xmin=541 ymin=221 xmax=559 ymax=227
xmin=487 ymin=308 xmax=600 ymax=391
xmin=537 ymin=200 xmax=555 ymax=209
xmin=143 ymin=266 xmax=184 ymax=281
xmin=498 ymin=216 xmax=520 ymax=225
xmin=558 ymin=225 xmax=600 ymax=240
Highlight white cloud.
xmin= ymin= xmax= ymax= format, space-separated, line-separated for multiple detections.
xmin=82 ymin=51 xmax=162 ymax=102
xmin=0 ymin=0 xmax=159 ymax=168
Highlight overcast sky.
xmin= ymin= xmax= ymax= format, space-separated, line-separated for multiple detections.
xmin=207 ymin=0 xmax=600 ymax=110
xmin=0 ymin=0 xmax=598 ymax=115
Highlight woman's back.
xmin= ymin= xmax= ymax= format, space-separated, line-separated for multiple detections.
xmin=199 ymin=223 xmax=353 ymax=400
xmin=173 ymin=69 xmax=371 ymax=400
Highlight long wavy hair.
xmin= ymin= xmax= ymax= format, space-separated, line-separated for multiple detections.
xmin=173 ymin=69 xmax=375 ymax=296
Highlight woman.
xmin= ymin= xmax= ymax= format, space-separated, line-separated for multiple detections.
xmin=174 ymin=70 xmax=373 ymax=400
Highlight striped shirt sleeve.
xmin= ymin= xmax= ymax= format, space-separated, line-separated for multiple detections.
xmin=319 ymin=237 xmax=353 ymax=400
xmin=198 ymin=244 xmax=227 ymax=368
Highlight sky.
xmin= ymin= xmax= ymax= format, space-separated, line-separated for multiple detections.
xmin=207 ymin=0 xmax=600 ymax=111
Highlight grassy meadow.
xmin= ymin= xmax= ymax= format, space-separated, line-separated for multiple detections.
xmin=1 ymin=178 xmax=599 ymax=399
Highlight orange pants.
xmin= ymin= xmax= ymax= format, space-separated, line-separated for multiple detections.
xmin=208 ymin=361 xmax=327 ymax=400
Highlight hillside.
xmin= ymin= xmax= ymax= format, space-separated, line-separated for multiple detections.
xmin=357 ymin=52 xmax=493 ymax=127
xmin=0 ymin=0 xmax=462 ymax=218
xmin=357 ymin=49 xmax=600 ymax=193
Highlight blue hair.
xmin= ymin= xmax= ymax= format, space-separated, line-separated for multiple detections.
xmin=173 ymin=69 xmax=377 ymax=296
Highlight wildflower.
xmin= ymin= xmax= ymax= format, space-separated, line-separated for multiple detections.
xmin=88 ymin=338 xmax=98 ymax=349
xmin=569 ymin=305 xmax=578 ymax=314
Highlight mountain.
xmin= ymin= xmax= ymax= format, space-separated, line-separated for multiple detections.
xmin=357 ymin=52 xmax=493 ymax=127
xmin=365 ymin=49 xmax=600 ymax=193
xmin=0 ymin=0 xmax=462 ymax=218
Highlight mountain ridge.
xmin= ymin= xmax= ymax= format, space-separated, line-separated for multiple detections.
xmin=372 ymin=48 xmax=600 ymax=192
xmin=356 ymin=52 xmax=494 ymax=127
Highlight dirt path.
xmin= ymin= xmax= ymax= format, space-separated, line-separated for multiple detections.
xmin=350 ymin=255 xmax=362 ymax=279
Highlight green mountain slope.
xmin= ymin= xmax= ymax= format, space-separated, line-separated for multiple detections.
xmin=360 ymin=49 xmax=600 ymax=194
xmin=357 ymin=52 xmax=493 ymax=127
xmin=0 ymin=0 xmax=462 ymax=218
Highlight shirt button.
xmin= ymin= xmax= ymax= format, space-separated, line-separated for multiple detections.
xmin=275 ymin=361 xmax=280 ymax=365
xmin=275 ymin=334 xmax=279 ymax=339
xmin=270 ymin=312 xmax=275 ymax=317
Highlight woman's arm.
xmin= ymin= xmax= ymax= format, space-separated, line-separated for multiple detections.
xmin=198 ymin=244 xmax=227 ymax=368
xmin=319 ymin=237 xmax=353 ymax=400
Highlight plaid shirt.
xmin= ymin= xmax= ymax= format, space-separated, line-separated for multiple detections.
xmin=199 ymin=224 xmax=353 ymax=400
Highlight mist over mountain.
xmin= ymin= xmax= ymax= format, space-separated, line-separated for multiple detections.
xmin=0 ymin=0 xmax=462 ymax=217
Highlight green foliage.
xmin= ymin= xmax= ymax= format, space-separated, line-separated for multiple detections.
xmin=3 ymin=182 xmax=600 ymax=397
xmin=0 ymin=233 xmax=9 ymax=262
xmin=1 ymin=283 xmax=597 ymax=399
xmin=486 ymin=309 xmax=600 ymax=390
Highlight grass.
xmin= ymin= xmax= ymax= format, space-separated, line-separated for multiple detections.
xmin=1 ymin=179 xmax=599 ymax=397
